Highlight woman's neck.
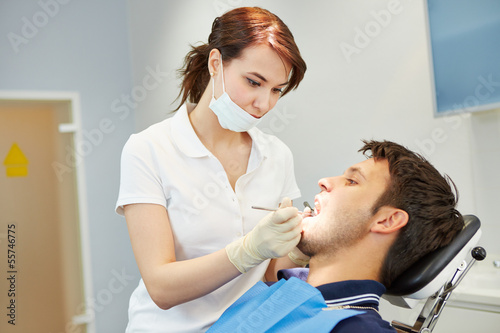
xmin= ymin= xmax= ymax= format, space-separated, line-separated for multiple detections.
xmin=188 ymin=92 xmax=249 ymax=152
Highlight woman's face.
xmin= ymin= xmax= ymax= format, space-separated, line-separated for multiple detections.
xmin=213 ymin=44 xmax=292 ymax=119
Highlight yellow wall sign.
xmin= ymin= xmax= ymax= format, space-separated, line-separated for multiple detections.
xmin=3 ymin=143 xmax=29 ymax=177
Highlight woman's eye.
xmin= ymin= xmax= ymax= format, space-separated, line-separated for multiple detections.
xmin=272 ymin=87 xmax=283 ymax=94
xmin=247 ymin=78 xmax=260 ymax=87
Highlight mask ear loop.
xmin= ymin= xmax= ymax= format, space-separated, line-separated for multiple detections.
xmin=220 ymin=59 xmax=225 ymax=92
xmin=211 ymin=72 xmax=215 ymax=100
xmin=211 ymin=57 xmax=225 ymax=101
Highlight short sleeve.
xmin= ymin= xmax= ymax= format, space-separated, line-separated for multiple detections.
xmin=115 ymin=134 xmax=169 ymax=216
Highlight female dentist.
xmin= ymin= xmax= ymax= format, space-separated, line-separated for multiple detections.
xmin=116 ymin=7 xmax=308 ymax=332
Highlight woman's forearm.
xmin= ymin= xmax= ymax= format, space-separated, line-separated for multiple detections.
xmin=145 ymin=248 xmax=241 ymax=310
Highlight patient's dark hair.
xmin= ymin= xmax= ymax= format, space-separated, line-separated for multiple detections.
xmin=359 ymin=140 xmax=464 ymax=289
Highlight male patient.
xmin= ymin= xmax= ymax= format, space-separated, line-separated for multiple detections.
xmin=208 ymin=140 xmax=464 ymax=333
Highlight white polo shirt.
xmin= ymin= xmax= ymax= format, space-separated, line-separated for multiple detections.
xmin=116 ymin=104 xmax=301 ymax=332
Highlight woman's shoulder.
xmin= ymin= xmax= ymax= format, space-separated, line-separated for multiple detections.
xmin=123 ymin=117 xmax=174 ymax=153
xmin=135 ymin=116 xmax=173 ymax=138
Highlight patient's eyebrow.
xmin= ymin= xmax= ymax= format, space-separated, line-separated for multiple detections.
xmin=345 ymin=167 xmax=367 ymax=181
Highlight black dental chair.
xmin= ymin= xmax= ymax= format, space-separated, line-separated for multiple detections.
xmin=383 ymin=215 xmax=486 ymax=333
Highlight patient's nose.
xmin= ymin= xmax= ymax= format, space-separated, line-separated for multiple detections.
xmin=318 ymin=177 xmax=334 ymax=192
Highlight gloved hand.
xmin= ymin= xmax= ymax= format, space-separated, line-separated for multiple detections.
xmin=288 ymin=205 xmax=312 ymax=267
xmin=225 ymin=197 xmax=302 ymax=273
xmin=288 ymin=247 xmax=310 ymax=267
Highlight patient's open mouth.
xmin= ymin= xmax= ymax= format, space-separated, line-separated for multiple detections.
xmin=314 ymin=197 xmax=321 ymax=215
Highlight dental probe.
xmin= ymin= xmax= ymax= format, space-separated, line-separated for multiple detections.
xmin=303 ymin=201 xmax=315 ymax=214
xmin=251 ymin=206 xmax=279 ymax=212
xmin=251 ymin=202 xmax=314 ymax=214
xmin=251 ymin=206 xmax=304 ymax=214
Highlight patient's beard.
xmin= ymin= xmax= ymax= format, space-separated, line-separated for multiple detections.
xmin=298 ymin=207 xmax=371 ymax=258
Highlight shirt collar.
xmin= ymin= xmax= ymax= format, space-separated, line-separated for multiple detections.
xmin=318 ymin=280 xmax=385 ymax=308
xmin=170 ymin=104 xmax=210 ymax=158
xmin=171 ymin=104 xmax=269 ymax=160
xmin=277 ymin=268 xmax=386 ymax=308
xmin=247 ymin=127 xmax=269 ymax=160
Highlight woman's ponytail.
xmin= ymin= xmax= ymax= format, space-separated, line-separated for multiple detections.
xmin=175 ymin=43 xmax=212 ymax=111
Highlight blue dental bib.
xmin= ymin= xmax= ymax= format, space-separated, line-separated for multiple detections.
xmin=208 ymin=277 xmax=363 ymax=332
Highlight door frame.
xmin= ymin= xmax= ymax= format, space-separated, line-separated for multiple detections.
xmin=0 ymin=90 xmax=95 ymax=333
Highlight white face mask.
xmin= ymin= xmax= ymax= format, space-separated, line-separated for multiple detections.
xmin=209 ymin=60 xmax=262 ymax=132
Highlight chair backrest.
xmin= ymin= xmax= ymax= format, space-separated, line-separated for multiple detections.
xmin=385 ymin=215 xmax=481 ymax=300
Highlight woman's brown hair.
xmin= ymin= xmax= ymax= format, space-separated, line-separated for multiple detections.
xmin=175 ymin=7 xmax=307 ymax=110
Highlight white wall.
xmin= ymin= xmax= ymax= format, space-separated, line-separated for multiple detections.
xmin=0 ymin=1 xmax=137 ymax=332
xmin=127 ymin=0 xmax=500 ymax=327
xmin=127 ymin=0 xmax=498 ymax=253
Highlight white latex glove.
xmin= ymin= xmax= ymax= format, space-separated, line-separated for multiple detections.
xmin=288 ymin=247 xmax=310 ymax=267
xmin=287 ymin=205 xmax=312 ymax=267
xmin=225 ymin=198 xmax=302 ymax=273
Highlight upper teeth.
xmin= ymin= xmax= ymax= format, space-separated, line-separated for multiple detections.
xmin=315 ymin=200 xmax=321 ymax=215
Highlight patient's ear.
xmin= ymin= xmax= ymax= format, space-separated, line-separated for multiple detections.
xmin=371 ymin=207 xmax=408 ymax=234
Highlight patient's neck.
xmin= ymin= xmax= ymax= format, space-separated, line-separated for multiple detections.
xmin=305 ymin=244 xmax=384 ymax=287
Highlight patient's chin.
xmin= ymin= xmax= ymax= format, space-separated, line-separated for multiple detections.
xmin=297 ymin=239 xmax=314 ymax=257
xmin=301 ymin=215 xmax=319 ymax=232
xmin=299 ymin=221 xmax=315 ymax=246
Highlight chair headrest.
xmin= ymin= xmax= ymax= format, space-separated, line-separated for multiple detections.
xmin=386 ymin=215 xmax=480 ymax=296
